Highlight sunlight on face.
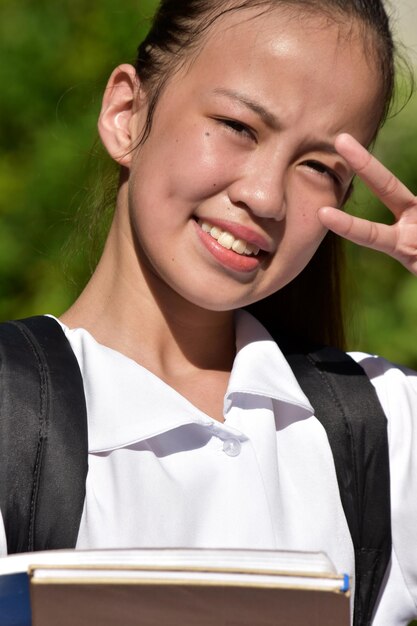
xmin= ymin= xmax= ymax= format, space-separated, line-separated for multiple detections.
xmin=126 ymin=7 xmax=381 ymax=311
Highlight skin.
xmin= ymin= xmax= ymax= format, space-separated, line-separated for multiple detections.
xmin=61 ymin=8 xmax=417 ymax=421
xmin=319 ymin=133 xmax=417 ymax=274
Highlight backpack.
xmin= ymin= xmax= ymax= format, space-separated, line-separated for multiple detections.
xmin=0 ymin=316 xmax=391 ymax=626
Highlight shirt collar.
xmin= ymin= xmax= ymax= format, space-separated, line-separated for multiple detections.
xmin=54 ymin=311 xmax=313 ymax=453
xmin=225 ymin=310 xmax=313 ymax=414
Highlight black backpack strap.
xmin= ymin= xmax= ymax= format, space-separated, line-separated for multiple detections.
xmin=0 ymin=315 xmax=88 ymax=553
xmin=278 ymin=339 xmax=391 ymax=626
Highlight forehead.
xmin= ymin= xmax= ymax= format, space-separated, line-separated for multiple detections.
xmin=169 ymin=6 xmax=381 ymax=143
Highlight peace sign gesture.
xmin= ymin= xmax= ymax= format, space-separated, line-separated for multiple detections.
xmin=319 ymin=134 xmax=417 ymax=276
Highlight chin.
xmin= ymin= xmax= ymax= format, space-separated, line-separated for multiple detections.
xmin=173 ymin=282 xmax=273 ymax=313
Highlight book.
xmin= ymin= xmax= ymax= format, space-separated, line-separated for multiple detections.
xmin=0 ymin=548 xmax=350 ymax=625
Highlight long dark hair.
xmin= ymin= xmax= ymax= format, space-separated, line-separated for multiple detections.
xmin=133 ymin=0 xmax=397 ymax=348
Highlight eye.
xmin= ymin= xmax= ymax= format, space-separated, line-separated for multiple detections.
xmin=303 ymin=160 xmax=340 ymax=185
xmin=216 ymin=118 xmax=256 ymax=142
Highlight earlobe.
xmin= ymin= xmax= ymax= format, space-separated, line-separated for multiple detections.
xmin=98 ymin=64 xmax=144 ymax=167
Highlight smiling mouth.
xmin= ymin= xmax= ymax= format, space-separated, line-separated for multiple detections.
xmin=197 ymin=219 xmax=260 ymax=257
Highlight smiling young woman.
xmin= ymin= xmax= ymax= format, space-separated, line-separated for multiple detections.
xmin=62 ymin=7 xmax=383 ymax=350
xmin=1 ymin=2 xmax=417 ymax=625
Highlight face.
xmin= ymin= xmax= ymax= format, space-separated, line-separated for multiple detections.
xmin=125 ymin=8 xmax=381 ymax=311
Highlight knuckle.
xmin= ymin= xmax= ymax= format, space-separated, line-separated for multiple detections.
xmin=368 ymin=222 xmax=379 ymax=246
xmin=377 ymin=175 xmax=398 ymax=198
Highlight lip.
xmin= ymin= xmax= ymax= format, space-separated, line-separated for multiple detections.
xmin=193 ymin=220 xmax=264 ymax=273
xmin=197 ymin=217 xmax=273 ymax=253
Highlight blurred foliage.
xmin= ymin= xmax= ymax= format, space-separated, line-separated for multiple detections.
xmin=0 ymin=0 xmax=157 ymax=317
xmin=0 ymin=0 xmax=416 ymax=368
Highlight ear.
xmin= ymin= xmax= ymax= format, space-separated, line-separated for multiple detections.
xmin=98 ymin=64 xmax=145 ymax=167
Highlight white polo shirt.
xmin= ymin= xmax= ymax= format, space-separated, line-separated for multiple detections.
xmin=0 ymin=310 xmax=416 ymax=624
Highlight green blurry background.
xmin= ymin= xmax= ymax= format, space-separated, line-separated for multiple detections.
xmin=0 ymin=0 xmax=416 ymax=367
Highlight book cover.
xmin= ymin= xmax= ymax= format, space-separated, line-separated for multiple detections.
xmin=0 ymin=548 xmax=350 ymax=626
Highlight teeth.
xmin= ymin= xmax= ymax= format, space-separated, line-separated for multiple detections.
xmin=232 ymin=239 xmax=247 ymax=254
xmin=244 ymin=243 xmax=260 ymax=256
xmin=210 ymin=226 xmax=222 ymax=240
xmin=198 ymin=220 xmax=260 ymax=256
xmin=217 ymin=232 xmax=235 ymax=249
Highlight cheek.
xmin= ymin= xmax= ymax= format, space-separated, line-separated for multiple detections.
xmin=264 ymin=191 xmax=328 ymax=290
xmin=167 ymin=136 xmax=241 ymax=203
xmin=135 ymin=123 xmax=235 ymax=205
xmin=286 ymin=183 xmax=329 ymax=245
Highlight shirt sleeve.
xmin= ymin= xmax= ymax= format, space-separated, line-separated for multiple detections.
xmin=349 ymin=352 xmax=417 ymax=622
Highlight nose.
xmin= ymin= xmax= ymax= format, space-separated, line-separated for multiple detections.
xmin=227 ymin=156 xmax=287 ymax=220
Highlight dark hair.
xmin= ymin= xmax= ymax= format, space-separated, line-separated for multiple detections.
xmin=133 ymin=0 xmax=397 ymax=348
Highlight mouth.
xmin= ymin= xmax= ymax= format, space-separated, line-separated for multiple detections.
xmin=193 ymin=218 xmax=268 ymax=273
xmin=197 ymin=219 xmax=260 ymax=257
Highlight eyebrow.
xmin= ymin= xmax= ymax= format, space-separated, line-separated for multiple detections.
xmin=212 ymin=88 xmax=279 ymax=129
xmin=212 ymin=87 xmax=343 ymax=160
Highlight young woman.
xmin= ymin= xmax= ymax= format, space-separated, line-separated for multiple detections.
xmin=1 ymin=1 xmax=416 ymax=624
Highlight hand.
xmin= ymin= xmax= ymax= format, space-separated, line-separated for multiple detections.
xmin=318 ymin=133 xmax=417 ymax=276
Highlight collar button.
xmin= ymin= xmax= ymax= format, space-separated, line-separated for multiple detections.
xmin=223 ymin=438 xmax=241 ymax=457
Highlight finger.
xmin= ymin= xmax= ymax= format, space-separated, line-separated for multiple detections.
xmin=335 ymin=134 xmax=416 ymax=218
xmin=318 ymin=206 xmax=397 ymax=255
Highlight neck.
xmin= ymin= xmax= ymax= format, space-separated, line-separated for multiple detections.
xmin=61 ymin=192 xmax=236 ymax=378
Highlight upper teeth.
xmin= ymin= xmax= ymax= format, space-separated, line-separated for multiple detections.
xmin=198 ymin=220 xmax=260 ymax=256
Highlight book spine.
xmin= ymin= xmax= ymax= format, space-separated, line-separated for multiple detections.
xmin=0 ymin=572 xmax=31 ymax=626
